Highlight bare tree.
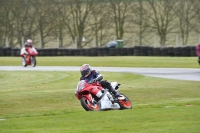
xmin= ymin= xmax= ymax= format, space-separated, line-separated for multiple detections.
xmin=88 ymin=1 xmax=114 ymax=47
xmin=58 ymin=0 xmax=95 ymax=48
xmin=0 ymin=0 xmax=16 ymax=47
xmin=1 ymin=0 xmax=199 ymax=49
xmin=0 ymin=1 xmax=7 ymax=47
xmin=129 ymin=0 xmax=152 ymax=46
xmin=108 ymin=0 xmax=132 ymax=40
xmin=173 ymin=0 xmax=194 ymax=45
xmin=190 ymin=0 xmax=200 ymax=34
xmin=11 ymin=0 xmax=38 ymax=47
xmin=51 ymin=3 xmax=66 ymax=48
xmin=31 ymin=0 xmax=55 ymax=48
xmin=146 ymin=0 xmax=177 ymax=47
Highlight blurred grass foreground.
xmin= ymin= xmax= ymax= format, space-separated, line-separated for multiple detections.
xmin=0 ymin=56 xmax=200 ymax=133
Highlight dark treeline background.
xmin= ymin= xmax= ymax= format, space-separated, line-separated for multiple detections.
xmin=1 ymin=0 xmax=200 ymax=48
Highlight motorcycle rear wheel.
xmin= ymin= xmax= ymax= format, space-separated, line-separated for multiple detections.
xmin=80 ymin=96 xmax=99 ymax=111
xmin=31 ymin=56 xmax=36 ymax=67
xmin=118 ymin=93 xmax=132 ymax=109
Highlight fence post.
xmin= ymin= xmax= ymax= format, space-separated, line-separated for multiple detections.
xmin=132 ymin=35 xmax=135 ymax=47
xmin=176 ymin=34 xmax=179 ymax=47
xmin=113 ymin=36 xmax=116 ymax=41
xmin=93 ymin=36 xmax=96 ymax=47
xmin=74 ymin=36 xmax=77 ymax=48
xmin=6 ymin=37 xmax=8 ymax=47
xmin=57 ymin=37 xmax=59 ymax=48
xmin=154 ymin=34 xmax=157 ymax=47
xmin=39 ymin=36 xmax=42 ymax=48
xmin=21 ymin=37 xmax=24 ymax=48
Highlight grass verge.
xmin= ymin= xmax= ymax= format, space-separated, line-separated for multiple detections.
xmin=0 ymin=71 xmax=200 ymax=133
xmin=0 ymin=56 xmax=199 ymax=68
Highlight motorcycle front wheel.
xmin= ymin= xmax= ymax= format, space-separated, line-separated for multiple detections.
xmin=31 ymin=56 xmax=36 ymax=67
xmin=80 ymin=96 xmax=99 ymax=111
xmin=118 ymin=93 xmax=132 ymax=109
xmin=22 ymin=57 xmax=27 ymax=67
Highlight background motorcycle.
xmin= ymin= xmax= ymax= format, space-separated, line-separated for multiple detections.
xmin=75 ymin=80 xmax=132 ymax=111
xmin=21 ymin=48 xmax=38 ymax=67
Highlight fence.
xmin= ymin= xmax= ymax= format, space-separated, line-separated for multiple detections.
xmin=0 ymin=46 xmax=197 ymax=57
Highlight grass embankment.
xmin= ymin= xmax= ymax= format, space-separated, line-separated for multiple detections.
xmin=0 ymin=56 xmax=199 ymax=68
xmin=0 ymin=57 xmax=200 ymax=133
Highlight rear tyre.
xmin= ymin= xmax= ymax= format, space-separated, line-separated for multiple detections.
xmin=118 ymin=93 xmax=132 ymax=109
xmin=31 ymin=56 xmax=36 ymax=67
xmin=80 ymin=96 xmax=99 ymax=111
xmin=22 ymin=57 xmax=27 ymax=67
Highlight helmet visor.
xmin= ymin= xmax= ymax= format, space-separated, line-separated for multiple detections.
xmin=81 ymin=70 xmax=91 ymax=77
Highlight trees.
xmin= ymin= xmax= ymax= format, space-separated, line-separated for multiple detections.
xmin=0 ymin=1 xmax=7 ymax=46
xmin=108 ymin=0 xmax=132 ymax=40
xmin=31 ymin=0 xmax=55 ymax=48
xmin=51 ymin=3 xmax=66 ymax=48
xmin=173 ymin=0 xmax=194 ymax=45
xmin=89 ymin=1 xmax=114 ymax=47
xmin=190 ymin=0 xmax=200 ymax=33
xmin=130 ymin=0 xmax=151 ymax=46
xmin=12 ymin=0 xmax=37 ymax=47
xmin=63 ymin=0 xmax=95 ymax=48
xmin=0 ymin=0 xmax=200 ymax=48
xmin=0 ymin=0 xmax=15 ymax=47
xmin=146 ymin=0 xmax=177 ymax=47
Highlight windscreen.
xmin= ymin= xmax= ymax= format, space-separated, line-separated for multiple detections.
xmin=76 ymin=80 xmax=86 ymax=92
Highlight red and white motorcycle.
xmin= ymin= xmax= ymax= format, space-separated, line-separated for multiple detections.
xmin=20 ymin=47 xmax=38 ymax=67
xmin=75 ymin=80 xmax=132 ymax=111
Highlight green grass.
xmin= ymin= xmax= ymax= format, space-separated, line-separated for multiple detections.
xmin=0 ymin=57 xmax=200 ymax=133
xmin=0 ymin=56 xmax=199 ymax=68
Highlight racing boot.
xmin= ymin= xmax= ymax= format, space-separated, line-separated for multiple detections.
xmin=100 ymin=80 xmax=120 ymax=99
xmin=108 ymin=85 xmax=120 ymax=99
xmin=113 ymin=90 xmax=120 ymax=99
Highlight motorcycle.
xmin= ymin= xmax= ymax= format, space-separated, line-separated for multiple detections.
xmin=20 ymin=47 xmax=38 ymax=67
xmin=75 ymin=80 xmax=132 ymax=111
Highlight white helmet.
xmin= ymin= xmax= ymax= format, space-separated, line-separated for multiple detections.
xmin=27 ymin=39 xmax=33 ymax=44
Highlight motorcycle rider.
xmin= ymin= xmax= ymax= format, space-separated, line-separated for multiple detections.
xmin=78 ymin=64 xmax=120 ymax=98
xmin=196 ymin=43 xmax=200 ymax=65
xmin=20 ymin=39 xmax=37 ymax=57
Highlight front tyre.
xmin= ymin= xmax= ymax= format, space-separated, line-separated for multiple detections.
xmin=31 ymin=56 xmax=36 ymax=67
xmin=118 ymin=93 xmax=132 ymax=109
xmin=80 ymin=96 xmax=99 ymax=111
xmin=22 ymin=57 xmax=27 ymax=67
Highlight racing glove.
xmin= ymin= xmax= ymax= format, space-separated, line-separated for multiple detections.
xmin=88 ymin=79 xmax=96 ymax=84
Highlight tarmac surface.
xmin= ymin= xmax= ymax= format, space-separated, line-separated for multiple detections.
xmin=0 ymin=66 xmax=200 ymax=81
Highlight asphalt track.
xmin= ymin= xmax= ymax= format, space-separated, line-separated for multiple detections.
xmin=0 ymin=66 xmax=200 ymax=81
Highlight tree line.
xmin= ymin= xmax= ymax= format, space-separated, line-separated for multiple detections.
xmin=1 ymin=0 xmax=200 ymax=48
